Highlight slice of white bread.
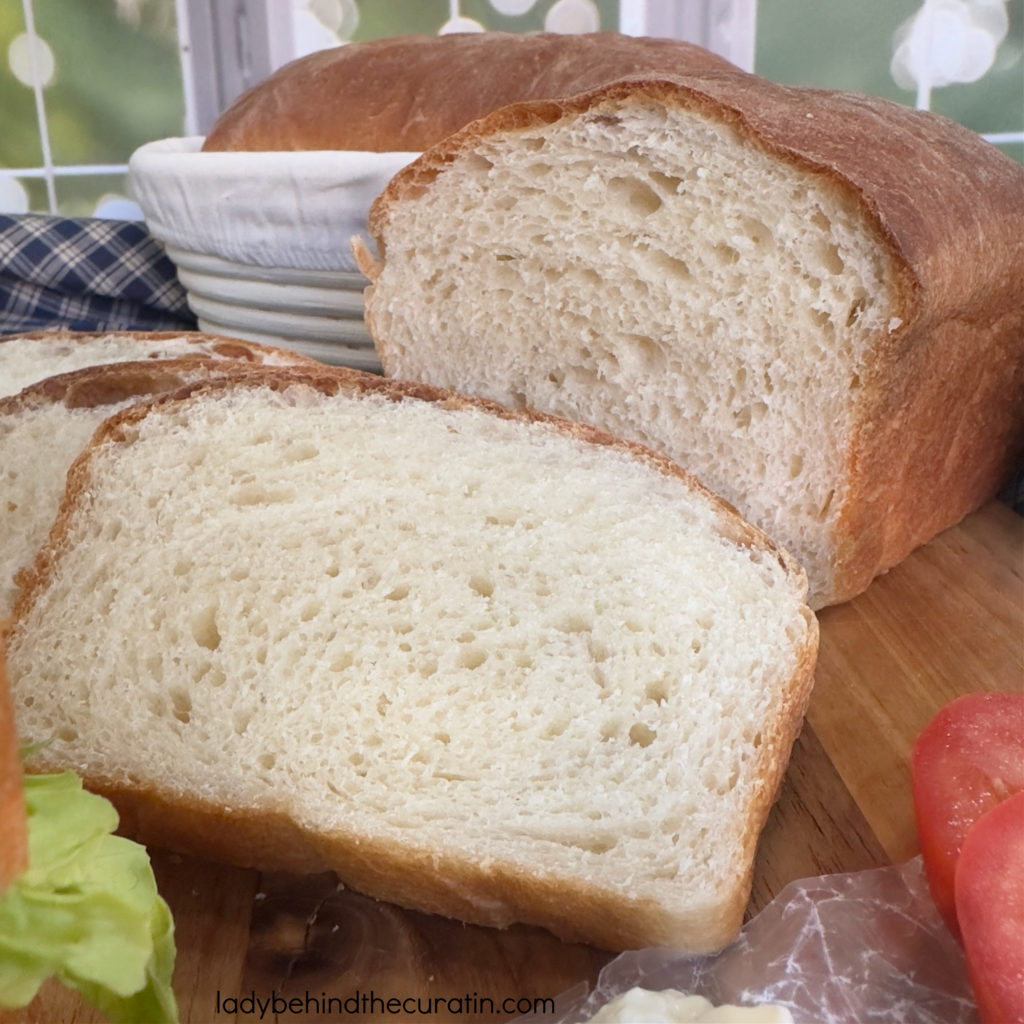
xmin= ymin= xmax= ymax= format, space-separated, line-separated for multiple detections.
xmin=0 ymin=359 xmax=265 ymax=621
xmin=0 ymin=328 xmax=316 ymax=399
xmin=5 ymin=367 xmax=818 ymax=952
xmin=357 ymin=73 xmax=1024 ymax=609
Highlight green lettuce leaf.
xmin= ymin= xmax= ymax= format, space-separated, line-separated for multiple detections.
xmin=0 ymin=770 xmax=178 ymax=1023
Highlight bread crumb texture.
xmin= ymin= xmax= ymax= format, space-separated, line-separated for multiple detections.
xmin=369 ymin=98 xmax=898 ymax=606
xmin=10 ymin=382 xmax=814 ymax=938
xmin=0 ymin=404 xmax=110 ymax=616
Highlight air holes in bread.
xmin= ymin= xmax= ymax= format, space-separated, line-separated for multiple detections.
xmin=190 ymin=606 xmax=221 ymax=650
xmin=814 ymin=240 xmax=845 ymax=275
xmin=740 ymin=217 xmax=772 ymax=248
xmin=713 ymin=243 xmax=740 ymax=266
xmin=466 ymin=153 xmax=494 ymax=173
xmin=331 ymin=651 xmax=354 ymax=673
xmin=170 ymin=688 xmax=192 ymax=725
xmin=646 ymin=250 xmax=691 ymax=282
xmin=648 ymin=170 xmax=684 ymax=195
xmin=230 ymin=483 xmax=295 ymax=506
xmin=624 ymin=334 xmax=668 ymax=374
xmin=607 ymin=176 xmax=662 ymax=216
xmin=645 ymin=680 xmax=668 ymax=705
xmin=818 ymin=489 xmax=835 ymax=520
xmin=458 ymin=646 xmax=488 ymax=670
xmin=629 ymin=723 xmax=657 ymax=747
xmin=555 ymin=612 xmax=589 ymax=634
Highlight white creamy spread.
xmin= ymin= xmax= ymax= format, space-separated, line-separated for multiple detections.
xmin=586 ymin=987 xmax=794 ymax=1023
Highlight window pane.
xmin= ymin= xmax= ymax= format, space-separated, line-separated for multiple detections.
xmin=755 ymin=0 xmax=918 ymax=100
xmin=24 ymin=0 xmax=185 ymax=166
xmin=54 ymin=171 xmax=135 ymax=218
xmin=350 ymin=0 xmax=621 ymax=40
xmin=0 ymin=3 xmax=44 ymax=169
xmin=755 ymin=0 xmax=1023 ymax=163
xmin=928 ymin=0 xmax=1023 ymax=140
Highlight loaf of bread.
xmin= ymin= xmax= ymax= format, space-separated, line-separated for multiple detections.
xmin=0 ymin=358 xmax=267 ymax=621
xmin=6 ymin=367 xmax=818 ymax=952
xmin=201 ymin=32 xmax=736 ymax=153
xmin=0 ymin=328 xmax=316 ymax=400
xmin=357 ymin=71 xmax=1024 ymax=609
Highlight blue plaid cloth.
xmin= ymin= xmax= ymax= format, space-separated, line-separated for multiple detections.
xmin=0 ymin=214 xmax=197 ymax=335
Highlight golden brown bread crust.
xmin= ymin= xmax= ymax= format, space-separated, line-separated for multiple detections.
xmin=10 ymin=364 xmax=818 ymax=950
xmin=0 ymin=327 xmax=321 ymax=369
xmin=201 ymin=32 xmax=738 ymax=153
xmin=365 ymin=73 xmax=1024 ymax=605
xmin=29 ymin=768 xmax=723 ymax=951
xmin=0 ymin=643 xmax=28 ymax=895
xmin=0 ymin=355 xmax=267 ymax=416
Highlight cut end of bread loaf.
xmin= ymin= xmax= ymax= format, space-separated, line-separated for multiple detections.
xmin=7 ymin=368 xmax=817 ymax=952
xmin=365 ymin=88 xmax=896 ymax=609
xmin=363 ymin=77 xmax=1024 ymax=608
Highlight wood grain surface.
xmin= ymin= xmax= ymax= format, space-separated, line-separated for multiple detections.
xmin=5 ymin=500 xmax=1021 ymax=1024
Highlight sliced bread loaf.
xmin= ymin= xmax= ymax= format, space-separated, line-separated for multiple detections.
xmin=0 ymin=358 xmax=263 ymax=621
xmin=357 ymin=72 xmax=1024 ymax=608
xmin=6 ymin=367 xmax=817 ymax=952
xmin=0 ymin=328 xmax=315 ymax=399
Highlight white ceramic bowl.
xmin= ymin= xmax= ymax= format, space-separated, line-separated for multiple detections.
xmin=129 ymin=137 xmax=420 ymax=369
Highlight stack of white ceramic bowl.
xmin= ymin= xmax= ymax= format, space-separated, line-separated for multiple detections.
xmin=129 ymin=137 xmax=420 ymax=371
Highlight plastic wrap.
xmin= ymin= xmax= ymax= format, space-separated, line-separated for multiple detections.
xmin=517 ymin=858 xmax=978 ymax=1024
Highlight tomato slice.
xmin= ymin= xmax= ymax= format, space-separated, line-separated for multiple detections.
xmin=911 ymin=693 xmax=1024 ymax=939
xmin=955 ymin=789 xmax=1024 ymax=1024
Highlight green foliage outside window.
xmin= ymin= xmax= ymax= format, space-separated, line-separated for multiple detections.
xmin=0 ymin=0 xmax=182 ymax=213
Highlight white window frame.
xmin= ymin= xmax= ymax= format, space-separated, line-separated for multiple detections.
xmin=619 ymin=0 xmax=757 ymax=70
xmin=176 ymin=0 xmax=295 ymax=137
xmin=2 ymin=0 xmax=1021 ymax=216
xmin=177 ymin=0 xmax=759 ymax=136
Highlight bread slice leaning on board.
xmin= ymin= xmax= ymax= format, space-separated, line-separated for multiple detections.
xmin=5 ymin=366 xmax=818 ymax=952
xmin=0 ymin=646 xmax=27 ymax=897
xmin=0 ymin=357 xmax=293 ymax=621
xmin=0 ymin=327 xmax=316 ymax=399
xmin=356 ymin=65 xmax=1024 ymax=609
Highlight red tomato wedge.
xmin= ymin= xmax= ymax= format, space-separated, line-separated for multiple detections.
xmin=911 ymin=693 xmax=1024 ymax=939
xmin=955 ymin=789 xmax=1024 ymax=1024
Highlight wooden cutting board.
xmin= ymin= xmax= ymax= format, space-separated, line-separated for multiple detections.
xmin=8 ymin=500 xmax=1022 ymax=1024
